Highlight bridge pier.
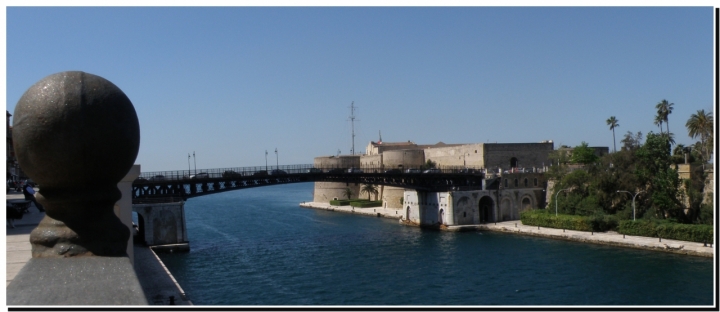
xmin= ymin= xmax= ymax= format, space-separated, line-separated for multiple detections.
xmin=133 ymin=201 xmax=190 ymax=252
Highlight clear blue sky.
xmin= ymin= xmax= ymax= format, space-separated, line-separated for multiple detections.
xmin=4 ymin=6 xmax=715 ymax=172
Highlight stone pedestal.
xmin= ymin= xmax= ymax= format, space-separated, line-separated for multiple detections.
xmin=8 ymin=71 xmax=144 ymax=305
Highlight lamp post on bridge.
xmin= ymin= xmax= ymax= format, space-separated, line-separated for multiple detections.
xmin=193 ymin=151 xmax=196 ymax=175
xmin=265 ymin=150 xmax=268 ymax=172
xmin=275 ymin=148 xmax=278 ymax=170
xmin=617 ymin=190 xmax=644 ymax=221
xmin=555 ymin=188 xmax=571 ymax=217
xmin=188 ymin=153 xmax=191 ymax=175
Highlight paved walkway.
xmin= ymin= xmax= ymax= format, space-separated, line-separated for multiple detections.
xmin=6 ymin=191 xmax=44 ymax=287
xmin=5 ymin=191 xmax=191 ymax=305
xmin=300 ymin=201 xmax=714 ymax=258
xmin=449 ymin=221 xmax=713 ymax=258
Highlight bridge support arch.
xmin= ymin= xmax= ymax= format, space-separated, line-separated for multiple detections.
xmin=133 ymin=201 xmax=190 ymax=252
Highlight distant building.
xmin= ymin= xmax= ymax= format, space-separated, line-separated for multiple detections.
xmin=314 ymin=139 xmax=558 ymax=216
xmin=366 ymin=140 xmax=556 ymax=172
xmin=6 ymin=111 xmax=23 ymax=182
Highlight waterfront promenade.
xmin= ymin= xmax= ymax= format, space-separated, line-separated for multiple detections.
xmin=300 ymin=202 xmax=714 ymax=258
xmin=6 ymin=191 xmax=191 ymax=305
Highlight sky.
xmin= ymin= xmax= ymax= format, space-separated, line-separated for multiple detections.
xmin=4 ymin=6 xmax=716 ymax=173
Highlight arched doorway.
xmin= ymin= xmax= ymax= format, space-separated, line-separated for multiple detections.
xmin=510 ymin=157 xmax=518 ymax=168
xmin=406 ymin=206 xmax=411 ymax=221
xmin=478 ymin=196 xmax=494 ymax=223
xmin=521 ymin=197 xmax=532 ymax=212
xmin=135 ymin=213 xmax=146 ymax=245
xmin=439 ymin=209 xmax=444 ymax=225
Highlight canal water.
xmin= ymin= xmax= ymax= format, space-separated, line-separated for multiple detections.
xmin=155 ymin=183 xmax=714 ymax=306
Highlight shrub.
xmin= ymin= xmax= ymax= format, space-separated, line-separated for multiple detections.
xmin=329 ymin=199 xmax=351 ymax=206
xmin=617 ymin=219 xmax=658 ymax=237
xmin=520 ymin=210 xmax=617 ymax=232
xmin=351 ymin=201 xmax=383 ymax=208
xmin=618 ymin=220 xmax=713 ymax=243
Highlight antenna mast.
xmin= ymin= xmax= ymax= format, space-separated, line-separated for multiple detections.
xmin=349 ymin=101 xmax=357 ymax=155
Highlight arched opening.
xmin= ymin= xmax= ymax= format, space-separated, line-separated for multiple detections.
xmin=135 ymin=212 xmax=146 ymax=245
xmin=514 ymin=179 xmax=518 ymax=187
xmin=406 ymin=206 xmax=411 ymax=220
xmin=521 ymin=197 xmax=532 ymax=212
xmin=534 ymin=178 xmax=538 ymax=187
xmin=478 ymin=196 xmax=494 ymax=223
xmin=439 ymin=209 xmax=444 ymax=225
xmin=510 ymin=157 xmax=518 ymax=168
xmin=524 ymin=178 xmax=528 ymax=187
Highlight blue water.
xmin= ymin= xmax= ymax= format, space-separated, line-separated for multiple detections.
xmin=155 ymin=183 xmax=714 ymax=306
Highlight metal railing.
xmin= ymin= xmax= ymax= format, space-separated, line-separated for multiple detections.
xmin=137 ymin=164 xmax=495 ymax=182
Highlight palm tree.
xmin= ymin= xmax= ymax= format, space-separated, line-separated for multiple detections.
xmin=656 ymin=99 xmax=674 ymax=135
xmin=672 ymin=143 xmax=685 ymax=156
xmin=361 ymin=184 xmax=378 ymax=201
xmin=343 ymin=187 xmax=353 ymax=200
xmin=606 ymin=116 xmax=619 ymax=153
xmin=654 ymin=114 xmax=664 ymax=134
xmin=686 ymin=109 xmax=713 ymax=162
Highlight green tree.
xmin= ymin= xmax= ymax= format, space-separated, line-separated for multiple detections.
xmin=590 ymin=150 xmax=642 ymax=215
xmin=546 ymin=148 xmax=571 ymax=180
xmin=686 ymin=109 xmax=713 ymax=163
xmin=361 ymin=184 xmax=378 ymax=201
xmin=571 ymin=142 xmax=599 ymax=165
xmin=606 ymin=116 xmax=619 ymax=153
xmin=635 ymin=132 xmax=682 ymax=221
xmin=620 ymin=131 xmax=643 ymax=151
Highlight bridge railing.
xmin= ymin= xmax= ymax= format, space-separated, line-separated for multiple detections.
xmin=138 ymin=164 xmax=317 ymax=181
xmin=138 ymin=164 xmax=494 ymax=181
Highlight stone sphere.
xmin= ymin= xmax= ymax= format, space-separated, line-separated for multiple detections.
xmin=12 ymin=71 xmax=140 ymax=189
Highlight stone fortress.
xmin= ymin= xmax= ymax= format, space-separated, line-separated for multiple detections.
xmin=312 ymin=139 xmax=560 ymax=227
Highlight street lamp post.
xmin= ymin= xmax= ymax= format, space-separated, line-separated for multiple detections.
xmin=555 ymin=188 xmax=571 ymax=217
xmin=265 ymin=150 xmax=268 ymax=172
xmin=275 ymin=148 xmax=278 ymax=170
xmin=193 ymin=151 xmax=196 ymax=175
xmin=188 ymin=153 xmax=191 ymax=174
xmin=617 ymin=190 xmax=644 ymax=221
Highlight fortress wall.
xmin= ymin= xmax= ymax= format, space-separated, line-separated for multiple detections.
xmin=314 ymin=155 xmax=361 ymax=169
xmin=382 ymin=150 xmax=425 ymax=170
xmin=312 ymin=181 xmax=361 ymax=203
xmin=382 ymin=186 xmax=405 ymax=209
xmin=423 ymin=144 xmax=485 ymax=168
xmin=483 ymin=143 xmax=554 ymax=170
xmin=313 ymin=156 xmax=362 ymax=203
xmin=360 ymin=154 xmax=382 ymax=171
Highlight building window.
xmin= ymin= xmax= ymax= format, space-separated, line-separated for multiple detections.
xmin=534 ymin=178 xmax=538 ymax=187
xmin=514 ymin=179 xmax=518 ymax=187
xmin=524 ymin=178 xmax=528 ymax=187
xmin=504 ymin=179 xmax=508 ymax=187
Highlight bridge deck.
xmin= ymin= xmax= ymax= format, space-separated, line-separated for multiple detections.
xmin=132 ymin=167 xmax=490 ymax=203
